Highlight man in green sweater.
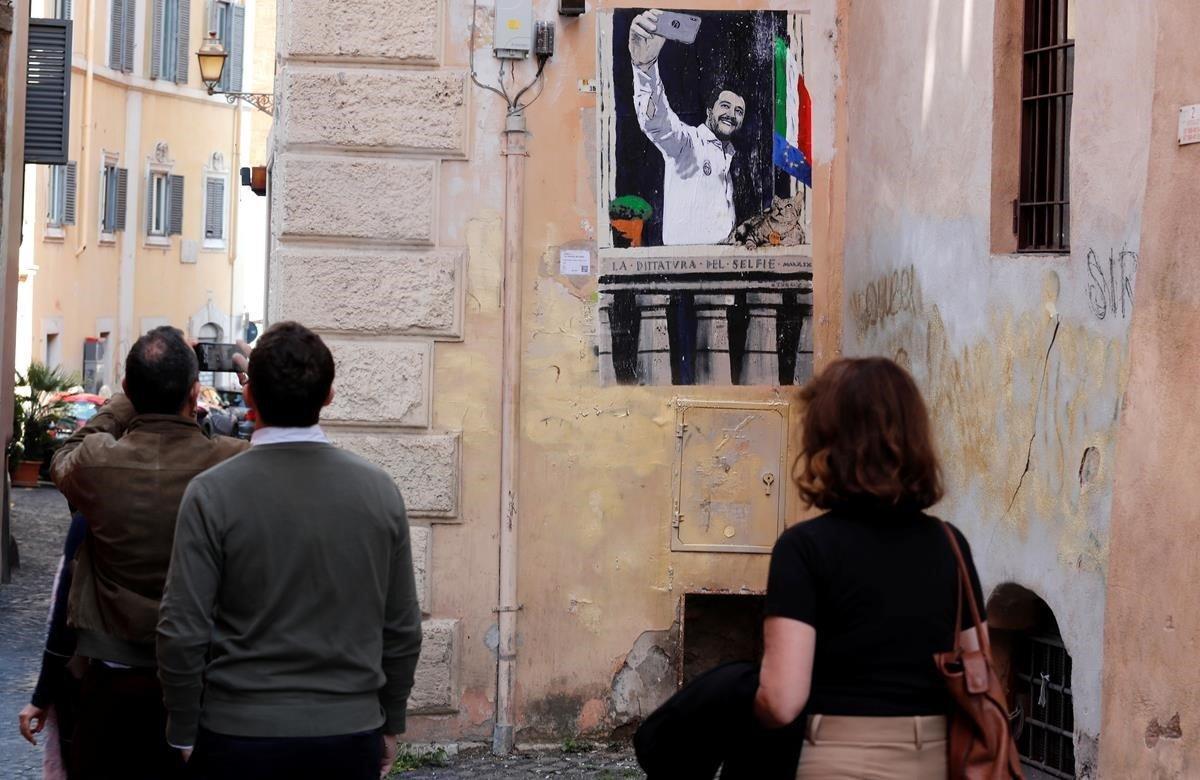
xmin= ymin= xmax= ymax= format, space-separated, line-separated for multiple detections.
xmin=157 ymin=322 xmax=422 ymax=779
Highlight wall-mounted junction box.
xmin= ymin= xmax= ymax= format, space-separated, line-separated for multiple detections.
xmin=671 ymin=400 xmax=789 ymax=554
xmin=494 ymin=0 xmax=533 ymax=59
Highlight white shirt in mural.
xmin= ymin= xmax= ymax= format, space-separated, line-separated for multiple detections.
xmin=632 ymin=63 xmax=737 ymax=246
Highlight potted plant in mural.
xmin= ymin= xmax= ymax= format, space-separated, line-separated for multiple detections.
xmin=10 ymin=363 xmax=76 ymax=488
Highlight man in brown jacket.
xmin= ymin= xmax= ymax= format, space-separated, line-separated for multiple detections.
xmin=50 ymin=326 xmax=248 ymax=778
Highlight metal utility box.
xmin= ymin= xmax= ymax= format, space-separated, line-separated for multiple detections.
xmin=494 ymin=0 xmax=533 ymax=58
xmin=671 ymin=400 xmax=789 ymax=554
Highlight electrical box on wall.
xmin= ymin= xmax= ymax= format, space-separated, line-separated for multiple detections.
xmin=671 ymin=400 xmax=789 ymax=554
xmin=494 ymin=0 xmax=533 ymax=59
xmin=559 ymin=0 xmax=585 ymax=15
xmin=534 ymin=21 xmax=555 ymax=57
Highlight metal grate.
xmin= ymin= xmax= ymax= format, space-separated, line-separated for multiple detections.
xmin=1016 ymin=0 xmax=1073 ymax=252
xmin=1016 ymin=634 xmax=1076 ymax=778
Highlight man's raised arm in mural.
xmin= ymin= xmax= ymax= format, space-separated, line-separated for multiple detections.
xmin=628 ymin=9 xmax=746 ymax=245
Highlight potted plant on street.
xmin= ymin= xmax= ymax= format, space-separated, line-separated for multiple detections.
xmin=11 ymin=363 xmax=76 ymax=488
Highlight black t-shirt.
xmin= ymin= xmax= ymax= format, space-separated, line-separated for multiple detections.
xmin=764 ymin=507 xmax=985 ymax=716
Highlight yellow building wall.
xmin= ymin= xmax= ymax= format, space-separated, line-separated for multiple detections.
xmin=23 ymin=0 xmax=272 ymax=383
xmin=397 ymin=0 xmax=846 ymax=743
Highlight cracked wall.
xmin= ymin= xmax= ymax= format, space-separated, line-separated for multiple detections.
xmin=841 ymin=0 xmax=1156 ymax=770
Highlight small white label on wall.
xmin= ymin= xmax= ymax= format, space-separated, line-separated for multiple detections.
xmin=1180 ymin=104 xmax=1200 ymax=146
xmin=560 ymin=248 xmax=592 ymax=276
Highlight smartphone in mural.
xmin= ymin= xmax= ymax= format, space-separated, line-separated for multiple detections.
xmin=655 ymin=12 xmax=701 ymax=45
xmin=194 ymin=343 xmax=241 ymax=373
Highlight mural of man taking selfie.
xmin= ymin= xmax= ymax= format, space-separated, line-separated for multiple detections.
xmin=610 ymin=8 xmax=811 ymax=249
xmin=628 ymin=9 xmax=747 ymax=246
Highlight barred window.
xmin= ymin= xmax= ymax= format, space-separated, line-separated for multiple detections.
xmin=1017 ymin=0 xmax=1074 ymax=252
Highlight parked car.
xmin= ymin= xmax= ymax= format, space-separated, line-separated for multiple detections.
xmin=215 ymin=388 xmax=254 ymax=440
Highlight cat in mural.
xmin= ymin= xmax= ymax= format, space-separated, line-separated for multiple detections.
xmin=726 ymin=194 xmax=807 ymax=249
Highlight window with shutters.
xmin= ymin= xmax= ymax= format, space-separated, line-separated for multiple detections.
xmin=148 ymin=172 xmax=170 ymax=239
xmin=99 ymin=156 xmax=127 ymax=239
xmin=46 ymin=162 xmax=77 ymax=235
xmin=146 ymin=169 xmax=184 ymax=244
xmin=202 ymin=176 xmax=227 ymax=247
xmin=212 ymin=1 xmax=245 ymax=92
xmin=152 ymin=0 xmax=190 ymax=84
xmin=109 ymin=0 xmax=136 ymax=73
xmin=53 ymin=0 xmax=73 ymax=20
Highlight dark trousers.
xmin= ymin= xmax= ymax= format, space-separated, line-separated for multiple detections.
xmin=188 ymin=728 xmax=384 ymax=780
xmin=70 ymin=661 xmax=186 ymax=780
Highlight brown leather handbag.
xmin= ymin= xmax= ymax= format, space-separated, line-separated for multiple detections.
xmin=934 ymin=523 xmax=1024 ymax=779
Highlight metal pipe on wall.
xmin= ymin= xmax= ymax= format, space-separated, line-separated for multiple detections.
xmin=493 ymin=109 xmax=528 ymax=756
xmin=74 ymin=0 xmax=95 ymax=257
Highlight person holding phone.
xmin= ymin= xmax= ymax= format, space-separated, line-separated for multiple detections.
xmin=48 ymin=326 xmax=249 ymax=778
xmin=628 ymin=9 xmax=747 ymax=245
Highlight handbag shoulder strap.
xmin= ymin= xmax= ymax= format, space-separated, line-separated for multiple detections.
xmin=940 ymin=521 xmax=993 ymax=659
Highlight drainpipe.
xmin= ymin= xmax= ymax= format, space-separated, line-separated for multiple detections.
xmin=493 ymin=108 xmax=528 ymax=756
xmin=75 ymin=0 xmax=95 ymax=257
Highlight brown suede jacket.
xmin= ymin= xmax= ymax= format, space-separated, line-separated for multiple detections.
xmin=51 ymin=393 xmax=249 ymax=666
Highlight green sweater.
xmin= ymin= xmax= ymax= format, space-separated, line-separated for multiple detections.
xmin=156 ymin=442 xmax=422 ymax=747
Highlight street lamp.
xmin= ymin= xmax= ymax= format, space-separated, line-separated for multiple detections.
xmin=196 ymin=31 xmax=274 ymax=115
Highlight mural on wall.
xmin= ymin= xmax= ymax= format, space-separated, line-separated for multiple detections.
xmin=597 ymin=9 xmax=814 ymax=385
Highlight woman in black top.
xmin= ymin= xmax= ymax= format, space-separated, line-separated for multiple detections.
xmin=754 ymin=357 xmax=986 ymax=779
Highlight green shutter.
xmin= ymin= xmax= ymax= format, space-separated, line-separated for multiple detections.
xmin=150 ymin=0 xmax=163 ymax=78
xmin=63 ymin=162 xmax=77 ymax=225
xmin=175 ymin=0 xmax=190 ymax=84
xmin=168 ymin=174 xmax=185 ymax=235
xmin=115 ymin=167 xmax=129 ymax=232
xmin=204 ymin=177 xmax=224 ymax=239
xmin=122 ymin=0 xmax=136 ymax=73
xmin=24 ymin=19 xmax=73 ymax=165
xmin=228 ymin=4 xmax=245 ymax=92
xmin=108 ymin=0 xmax=123 ymax=69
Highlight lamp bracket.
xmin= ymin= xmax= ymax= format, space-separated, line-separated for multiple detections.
xmin=220 ymin=92 xmax=274 ymax=116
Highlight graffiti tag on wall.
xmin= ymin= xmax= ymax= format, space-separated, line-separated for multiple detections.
xmin=1085 ymin=248 xmax=1138 ymax=320
xmin=850 ymin=266 xmax=920 ymax=337
xmin=595 ymin=9 xmax=814 ymax=386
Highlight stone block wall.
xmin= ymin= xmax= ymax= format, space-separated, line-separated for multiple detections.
xmin=272 ymin=0 xmax=462 ymax=719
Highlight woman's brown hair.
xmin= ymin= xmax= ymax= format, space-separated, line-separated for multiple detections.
xmin=794 ymin=357 xmax=944 ymax=510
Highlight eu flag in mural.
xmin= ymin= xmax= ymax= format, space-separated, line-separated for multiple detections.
xmin=772 ymin=37 xmax=812 ymax=188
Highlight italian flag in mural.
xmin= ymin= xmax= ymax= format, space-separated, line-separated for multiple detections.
xmin=773 ymin=37 xmax=812 ymax=188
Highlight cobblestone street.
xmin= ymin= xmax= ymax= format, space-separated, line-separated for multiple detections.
xmin=0 ymin=487 xmax=71 ymax=778
xmin=394 ymin=746 xmax=642 ymax=779
xmin=0 ymin=487 xmax=643 ymax=778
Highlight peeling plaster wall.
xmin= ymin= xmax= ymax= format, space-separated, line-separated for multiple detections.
xmin=841 ymin=0 xmax=1155 ymax=770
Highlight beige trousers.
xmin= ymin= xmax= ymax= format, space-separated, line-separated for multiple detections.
xmin=795 ymin=714 xmax=949 ymax=780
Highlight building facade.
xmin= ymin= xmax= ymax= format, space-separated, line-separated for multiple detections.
xmin=270 ymin=0 xmax=1198 ymax=776
xmin=17 ymin=0 xmax=272 ymax=390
